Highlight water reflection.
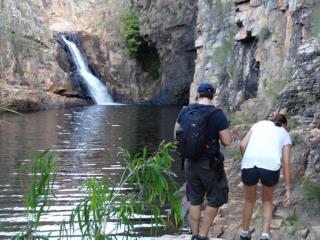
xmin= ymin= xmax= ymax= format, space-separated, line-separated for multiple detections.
xmin=0 ymin=105 xmax=183 ymax=238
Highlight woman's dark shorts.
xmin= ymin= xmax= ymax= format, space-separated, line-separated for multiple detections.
xmin=241 ymin=166 xmax=280 ymax=187
xmin=184 ymin=159 xmax=229 ymax=208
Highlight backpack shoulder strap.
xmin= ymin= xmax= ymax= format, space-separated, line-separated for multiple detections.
xmin=210 ymin=107 xmax=222 ymax=114
xmin=203 ymin=107 xmax=223 ymax=143
xmin=204 ymin=106 xmax=222 ymax=121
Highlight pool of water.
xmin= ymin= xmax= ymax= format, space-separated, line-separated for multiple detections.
xmin=0 ymin=105 xmax=185 ymax=239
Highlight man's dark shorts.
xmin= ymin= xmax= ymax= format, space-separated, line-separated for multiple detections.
xmin=241 ymin=166 xmax=280 ymax=187
xmin=184 ymin=159 xmax=229 ymax=208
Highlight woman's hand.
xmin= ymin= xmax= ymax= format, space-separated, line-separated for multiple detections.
xmin=283 ymin=189 xmax=291 ymax=207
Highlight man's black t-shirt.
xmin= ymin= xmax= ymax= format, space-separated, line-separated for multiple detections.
xmin=176 ymin=103 xmax=229 ymax=156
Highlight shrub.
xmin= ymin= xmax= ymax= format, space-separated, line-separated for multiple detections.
xmin=212 ymin=0 xmax=233 ymax=27
xmin=119 ymin=10 xmax=141 ymax=58
xmin=209 ymin=25 xmax=236 ymax=78
xmin=284 ymin=209 xmax=300 ymax=233
xmin=287 ymin=118 xmax=300 ymax=130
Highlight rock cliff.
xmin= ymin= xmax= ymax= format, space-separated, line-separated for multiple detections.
xmin=0 ymin=0 xmax=198 ymax=108
xmin=0 ymin=0 xmax=87 ymax=110
xmin=193 ymin=0 xmax=320 ymax=239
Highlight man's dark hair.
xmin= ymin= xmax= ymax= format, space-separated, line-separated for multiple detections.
xmin=197 ymin=83 xmax=215 ymax=100
xmin=199 ymin=91 xmax=214 ymax=100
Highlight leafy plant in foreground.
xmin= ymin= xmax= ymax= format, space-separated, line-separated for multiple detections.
xmin=63 ymin=141 xmax=183 ymax=239
xmin=15 ymin=142 xmax=182 ymax=239
xmin=121 ymin=141 xmax=183 ymax=228
xmin=12 ymin=150 xmax=57 ymax=239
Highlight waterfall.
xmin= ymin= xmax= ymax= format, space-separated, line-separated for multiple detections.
xmin=61 ymin=36 xmax=113 ymax=105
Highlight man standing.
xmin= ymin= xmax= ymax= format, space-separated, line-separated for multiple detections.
xmin=174 ymin=83 xmax=231 ymax=240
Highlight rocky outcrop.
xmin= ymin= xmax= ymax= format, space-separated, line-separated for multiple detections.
xmin=192 ymin=0 xmax=320 ymax=239
xmin=130 ymin=0 xmax=198 ymax=104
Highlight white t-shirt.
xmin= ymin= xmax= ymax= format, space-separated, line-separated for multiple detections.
xmin=241 ymin=120 xmax=292 ymax=171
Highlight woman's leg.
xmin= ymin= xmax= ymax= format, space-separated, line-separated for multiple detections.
xmin=261 ymin=184 xmax=277 ymax=233
xmin=242 ymin=184 xmax=257 ymax=231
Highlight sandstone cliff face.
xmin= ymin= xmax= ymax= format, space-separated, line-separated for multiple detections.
xmin=72 ymin=0 xmax=198 ymax=104
xmin=193 ymin=0 xmax=320 ymax=239
xmin=0 ymin=0 xmax=87 ymax=110
xmin=0 ymin=0 xmax=198 ymax=108
xmin=130 ymin=0 xmax=198 ymax=104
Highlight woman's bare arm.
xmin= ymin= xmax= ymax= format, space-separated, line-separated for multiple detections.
xmin=240 ymin=130 xmax=252 ymax=157
xmin=282 ymin=144 xmax=292 ymax=207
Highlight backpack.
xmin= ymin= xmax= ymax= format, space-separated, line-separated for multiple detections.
xmin=176 ymin=105 xmax=222 ymax=161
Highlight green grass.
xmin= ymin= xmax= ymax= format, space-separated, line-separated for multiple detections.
xmin=302 ymin=179 xmax=320 ymax=206
xmin=224 ymin=146 xmax=241 ymax=160
xmin=291 ymin=133 xmax=304 ymax=146
xmin=0 ymin=106 xmax=23 ymax=115
xmin=227 ymin=111 xmax=257 ymax=126
xmin=212 ymin=0 xmax=233 ymax=27
xmin=264 ymin=65 xmax=292 ymax=106
xmin=284 ymin=209 xmax=300 ymax=233
xmin=311 ymin=6 xmax=320 ymax=36
xmin=210 ymin=26 xmax=236 ymax=78
xmin=287 ymin=118 xmax=299 ymax=130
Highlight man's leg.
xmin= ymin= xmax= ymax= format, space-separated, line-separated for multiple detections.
xmin=261 ymin=184 xmax=276 ymax=234
xmin=242 ymin=184 xmax=257 ymax=231
xmin=198 ymin=206 xmax=218 ymax=238
xmin=189 ymin=204 xmax=202 ymax=236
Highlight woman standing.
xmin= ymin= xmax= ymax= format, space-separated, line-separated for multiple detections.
xmin=239 ymin=114 xmax=292 ymax=240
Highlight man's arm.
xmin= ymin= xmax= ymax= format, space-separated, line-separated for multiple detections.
xmin=219 ymin=129 xmax=232 ymax=146
xmin=239 ymin=130 xmax=252 ymax=157
xmin=173 ymin=122 xmax=180 ymax=140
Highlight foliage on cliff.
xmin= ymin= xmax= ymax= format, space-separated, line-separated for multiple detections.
xmin=119 ymin=10 xmax=141 ymax=58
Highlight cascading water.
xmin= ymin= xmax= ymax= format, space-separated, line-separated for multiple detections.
xmin=61 ymin=36 xmax=113 ymax=105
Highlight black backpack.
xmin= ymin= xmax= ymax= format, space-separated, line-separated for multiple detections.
xmin=176 ymin=105 xmax=222 ymax=161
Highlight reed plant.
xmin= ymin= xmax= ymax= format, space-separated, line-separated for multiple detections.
xmin=16 ymin=142 xmax=183 ymax=239
xmin=64 ymin=141 xmax=183 ymax=239
xmin=12 ymin=150 xmax=57 ymax=239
